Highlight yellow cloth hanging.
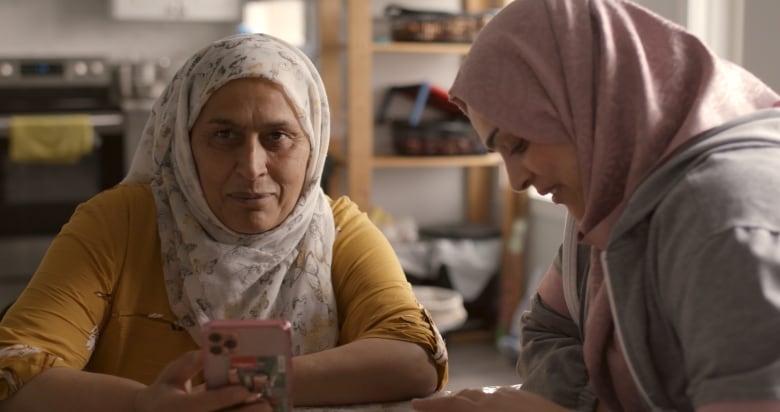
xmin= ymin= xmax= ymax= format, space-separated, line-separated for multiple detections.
xmin=9 ymin=114 xmax=94 ymax=164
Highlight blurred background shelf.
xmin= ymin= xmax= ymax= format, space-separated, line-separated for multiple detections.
xmin=373 ymin=153 xmax=502 ymax=168
xmin=319 ymin=0 xmax=524 ymax=343
xmin=319 ymin=0 xmax=507 ymax=215
xmin=372 ymin=41 xmax=470 ymax=55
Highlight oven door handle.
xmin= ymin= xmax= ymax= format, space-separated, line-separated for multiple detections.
xmin=0 ymin=113 xmax=125 ymax=138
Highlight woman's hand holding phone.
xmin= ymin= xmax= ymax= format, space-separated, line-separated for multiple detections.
xmin=202 ymin=319 xmax=293 ymax=412
xmin=132 ymin=350 xmax=272 ymax=412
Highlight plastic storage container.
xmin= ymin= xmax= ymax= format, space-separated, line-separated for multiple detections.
xmin=385 ymin=5 xmax=498 ymax=43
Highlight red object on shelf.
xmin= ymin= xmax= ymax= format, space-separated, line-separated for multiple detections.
xmin=376 ymin=82 xmax=465 ymax=125
xmin=395 ymin=83 xmax=463 ymax=117
xmin=376 ymin=82 xmax=483 ymax=156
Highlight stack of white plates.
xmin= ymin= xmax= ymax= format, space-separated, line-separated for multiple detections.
xmin=412 ymin=285 xmax=468 ymax=333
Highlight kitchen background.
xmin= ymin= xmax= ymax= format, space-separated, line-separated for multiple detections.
xmin=1 ymin=0 xmax=779 ymax=390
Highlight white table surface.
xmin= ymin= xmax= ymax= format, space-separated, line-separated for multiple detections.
xmin=295 ymin=399 xmax=415 ymax=411
xmin=295 ymin=385 xmax=522 ymax=411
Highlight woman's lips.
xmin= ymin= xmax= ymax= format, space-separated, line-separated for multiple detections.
xmin=537 ymin=185 xmax=558 ymax=197
xmin=551 ymin=188 xmax=561 ymax=204
xmin=229 ymin=191 xmax=274 ymax=204
xmin=537 ymin=185 xmax=562 ymax=203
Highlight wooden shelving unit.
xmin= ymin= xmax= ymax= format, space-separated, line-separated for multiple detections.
xmin=319 ymin=0 xmax=507 ymax=222
xmin=372 ymin=42 xmax=471 ymax=55
xmin=373 ymin=153 xmax=503 ymax=168
xmin=319 ymin=0 xmax=526 ymax=339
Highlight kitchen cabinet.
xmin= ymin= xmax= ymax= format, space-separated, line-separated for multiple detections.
xmin=110 ymin=0 xmax=241 ymax=22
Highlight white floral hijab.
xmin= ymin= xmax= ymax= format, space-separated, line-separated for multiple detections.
xmin=122 ymin=33 xmax=338 ymax=355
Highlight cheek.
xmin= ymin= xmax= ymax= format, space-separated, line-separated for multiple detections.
xmin=274 ymin=151 xmax=310 ymax=187
xmin=192 ymin=152 xmax=218 ymax=182
xmin=191 ymin=148 xmax=208 ymax=185
xmin=191 ymin=149 xmax=233 ymax=198
xmin=560 ymin=151 xmax=582 ymax=191
xmin=525 ymin=145 xmax=569 ymax=179
xmin=563 ymin=165 xmax=583 ymax=198
xmin=191 ymin=140 xmax=214 ymax=174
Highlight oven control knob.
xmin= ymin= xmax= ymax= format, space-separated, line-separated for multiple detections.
xmin=90 ymin=61 xmax=105 ymax=76
xmin=73 ymin=60 xmax=88 ymax=76
xmin=0 ymin=62 xmax=13 ymax=77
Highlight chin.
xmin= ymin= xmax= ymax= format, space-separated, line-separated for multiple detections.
xmin=233 ymin=227 xmax=264 ymax=235
xmin=246 ymin=222 xmax=276 ymax=234
xmin=565 ymin=205 xmax=585 ymax=221
xmin=222 ymin=208 xmax=279 ymax=234
xmin=224 ymin=218 xmax=272 ymax=235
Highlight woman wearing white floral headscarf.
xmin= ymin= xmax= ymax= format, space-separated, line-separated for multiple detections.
xmin=0 ymin=33 xmax=447 ymax=411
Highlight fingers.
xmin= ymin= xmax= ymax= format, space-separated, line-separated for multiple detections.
xmin=227 ymin=369 xmax=269 ymax=392
xmin=142 ymin=351 xmax=278 ymax=412
xmin=184 ymin=384 xmax=254 ymax=411
xmin=156 ymin=350 xmax=204 ymax=388
xmin=190 ymin=382 xmax=206 ymax=393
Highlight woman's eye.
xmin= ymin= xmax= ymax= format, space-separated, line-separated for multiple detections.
xmin=510 ymin=139 xmax=529 ymax=155
xmin=268 ymin=131 xmax=288 ymax=142
xmin=214 ymin=129 xmax=238 ymax=141
xmin=262 ymin=131 xmax=293 ymax=149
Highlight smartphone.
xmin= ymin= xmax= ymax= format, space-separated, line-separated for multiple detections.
xmin=202 ymin=319 xmax=293 ymax=412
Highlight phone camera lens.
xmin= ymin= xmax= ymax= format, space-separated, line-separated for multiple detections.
xmin=209 ymin=345 xmax=223 ymax=355
xmin=224 ymin=338 xmax=237 ymax=349
xmin=208 ymin=332 xmax=222 ymax=343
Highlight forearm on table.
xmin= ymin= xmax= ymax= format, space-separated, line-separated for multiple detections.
xmin=292 ymin=337 xmax=438 ymax=406
xmin=519 ymin=295 xmax=594 ymax=411
xmin=0 ymin=367 xmax=142 ymax=412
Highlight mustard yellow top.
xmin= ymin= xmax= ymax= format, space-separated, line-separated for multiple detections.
xmin=0 ymin=183 xmax=447 ymax=399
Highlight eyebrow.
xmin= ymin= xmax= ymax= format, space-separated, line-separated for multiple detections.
xmin=485 ymin=127 xmax=500 ymax=151
xmin=206 ymin=118 xmax=297 ymax=130
xmin=205 ymin=118 xmax=237 ymax=126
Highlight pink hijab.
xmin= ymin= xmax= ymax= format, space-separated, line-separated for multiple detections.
xmin=450 ymin=0 xmax=779 ymax=410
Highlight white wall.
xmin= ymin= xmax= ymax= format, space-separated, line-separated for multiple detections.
xmin=633 ymin=0 xmax=687 ymax=26
xmin=635 ymin=0 xmax=780 ymax=92
xmin=742 ymin=0 xmax=780 ymax=90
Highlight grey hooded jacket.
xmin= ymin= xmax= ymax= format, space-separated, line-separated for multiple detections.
xmin=518 ymin=109 xmax=780 ymax=411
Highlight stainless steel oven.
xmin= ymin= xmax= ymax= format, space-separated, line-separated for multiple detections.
xmin=0 ymin=57 xmax=125 ymax=308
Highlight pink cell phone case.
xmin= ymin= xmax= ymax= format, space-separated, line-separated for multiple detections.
xmin=202 ymin=319 xmax=293 ymax=411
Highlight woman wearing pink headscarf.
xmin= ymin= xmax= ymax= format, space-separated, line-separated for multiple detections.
xmin=413 ymin=0 xmax=780 ymax=411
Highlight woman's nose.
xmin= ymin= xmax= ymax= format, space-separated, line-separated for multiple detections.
xmin=236 ymin=138 xmax=268 ymax=179
xmin=504 ymin=158 xmax=531 ymax=192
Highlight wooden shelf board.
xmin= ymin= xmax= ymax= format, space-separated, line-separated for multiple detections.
xmin=372 ymin=153 xmax=503 ymax=168
xmin=372 ymin=42 xmax=471 ymax=55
